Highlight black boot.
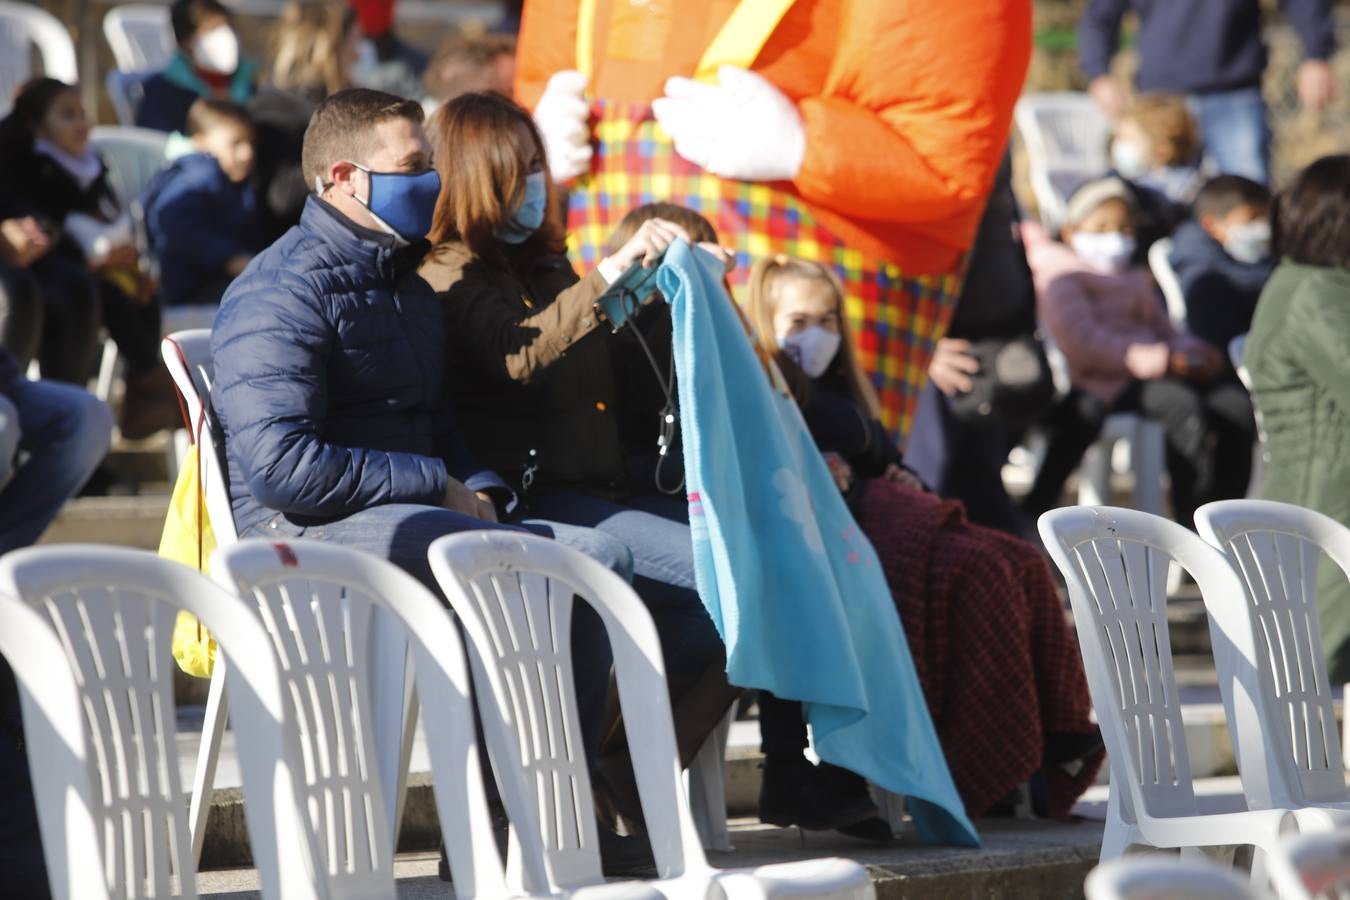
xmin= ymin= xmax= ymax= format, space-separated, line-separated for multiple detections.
xmin=758 ymin=754 xmax=877 ymax=831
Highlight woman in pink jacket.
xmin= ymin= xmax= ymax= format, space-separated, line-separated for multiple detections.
xmin=1021 ymin=177 xmax=1249 ymax=527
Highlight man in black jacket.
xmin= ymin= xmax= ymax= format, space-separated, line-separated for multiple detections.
xmin=1080 ymin=0 xmax=1337 ymax=183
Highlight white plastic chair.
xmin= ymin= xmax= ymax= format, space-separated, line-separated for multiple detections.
xmin=1038 ymin=506 xmax=1299 ymax=863
xmin=1085 ymin=855 xmax=1262 ymax=900
xmin=0 ymin=593 xmax=111 ymax=900
xmin=0 ymin=546 xmax=321 ymax=900
xmin=1148 ymin=238 xmax=1188 ymax=327
xmin=91 ymin=125 xmax=168 ymax=210
xmin=430 ymin=530 xmax=876 ymax=900
xmin=103 ymin=4 xmax=175 ymax=72
xmin=212 ymin=539 xmax=662 ymax=900
xmin=1267 ymin=829 xmax=1350 ymax=900
xmin=1078 ymin=414 xmax=1167 ymax=516
xmin=1196 ymin=500 xmax=1350 ymax=825
xmin=1014 ymin=92 xmax=1112 ymax=229
xmin=162 ymin=330 xmax=241 ymax=865
xmin=0 ymin=1 xmax=77 ymax=117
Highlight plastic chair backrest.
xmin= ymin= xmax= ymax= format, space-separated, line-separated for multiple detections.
xmin=90 ymin=125 xmax=169 ymax=210
xmin=162 ymin=330 xmax=237 ymax=543
xmin=105 ymin=69 xmax=156 ymax=126
xmin=213 ymin=539 xmax=541 ymax=900
xmin=1014 ymin=92 xmax=1113 ymax=171
xmin=207 ymin=540 xmax=403 ymax=899
xmin=0 ymin=546 xmax=321 ymax=900
xmin=0 ymin=593 xmax=111 ymax=900
xmin=1038 ymin=506 xmax=1266 ymax=826
xmin=103 ymin=5 xmax=175 ymax=72
xmin=0 ymin=1 xmax=77 ymax=117
xmin=1085 ymin=855 xmax=1260 ymax=900
xmin=1028 ymin=164 xmax=1100 ymax=231
xmin=1195 ymin=500 xmax=1350 ymax=810
xmin=1148 ymin=238 xmax=1188 ymax=326
xmin=1268 ymin=829 xmax=1350 ymax=900
xmin=429 ymin=530 xmax=709 ymax=890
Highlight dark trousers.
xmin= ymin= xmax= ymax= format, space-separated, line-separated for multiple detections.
xmin=906 ymin=380 xmax=1029 ymax=537
xmin=759 ymin=691 xmax=809 ymax=755
xmin=28 ymin=253 xmax=101 ymax=384
xmin=1025 ymin=378 xmax=1256 ymax=526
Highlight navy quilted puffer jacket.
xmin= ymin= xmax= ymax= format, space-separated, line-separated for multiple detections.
xmin=211 ymin=196 xmax=502 ymax=535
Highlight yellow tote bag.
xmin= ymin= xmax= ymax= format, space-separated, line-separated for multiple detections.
xmin=159 ymin=405 xmax=218 ymax=678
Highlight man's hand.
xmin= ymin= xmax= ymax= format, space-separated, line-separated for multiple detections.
xmin=0 ymin=217 xmax=51 ymax=268
xmin=1088 ymin=75 xmax=1127 ymax=118
xmin=474 ymin=491 xmax=498 ymax=523
xmin=652 ymin=66 xmax=805 ymax=182
xmin=443 ymin=478 xmax=495 ymax=521
xmin=1124 ymin=341 xmax=1171 ymax=380
xmin=535 ymin=70 xmax=593 ymax=183
xmin=1298 ymin=59 xmax=1336 ymax=113
xmin=928 ymin=338 xmax=980 ymax=396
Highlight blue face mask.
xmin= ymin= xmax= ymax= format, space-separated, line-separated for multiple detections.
xmin=351 ymin=163 xmax=442 ymax=243
xmin=498 ymin=171 xmax=548 ymax=244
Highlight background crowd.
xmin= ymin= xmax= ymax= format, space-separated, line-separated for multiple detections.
xmin=1 ymin=0 xmax=1349 ymax=894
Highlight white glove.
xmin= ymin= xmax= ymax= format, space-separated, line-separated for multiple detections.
xmin=652 ymin=65 xmax=805 ymax=182
xmin=534 ymin=70 xmax=593 ymax=183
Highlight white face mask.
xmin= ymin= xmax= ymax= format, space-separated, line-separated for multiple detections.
xmin=1071 ymin=231 xmax=1136 ymax=274
xmin=778 ymin=325 xmax=842 ymax=379
xmin=1110 ymin=140 xmax=1149 ymax=180
xmin=193 ymin=24 xmax=239 ymax=75
xmin=1223 ymin=219 xmax=1272 ymax=265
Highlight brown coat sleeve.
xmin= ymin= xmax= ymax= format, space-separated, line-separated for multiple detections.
xmin=434 ymin=258 xmax=611 ymax=385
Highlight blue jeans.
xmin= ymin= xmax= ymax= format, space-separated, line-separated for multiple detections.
xmin=242 ymin=503 xmax=631 ymax=759
xmin=522 ymin=489 xmax=724 ymax=683
xmin=1188 ymin=87 xmax=1270 ymax=184
xmin=0 ymin=379 xmax=112 ymax=554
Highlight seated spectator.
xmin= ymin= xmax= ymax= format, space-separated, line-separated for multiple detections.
xmin=0 ymin=78 xmax=173 ymax=437
xmin=745 ymin=253 xmax=1102 ymax=821
xmin=1110 ymin=93 xmax=1206 ymax=206
xmin=1246 ymin=155 xmax=1350 ymax=679
xmin=0 ymin=218 xmax=54 ymax=373
xmin=347 ymin=0 xmax=428 ymax=100
xmin=1170 ymin=174 xmax=1274 ymax=364
xmin=210 ymin=93 xmax=636 ymax=866
xmin=250 ymin=1 xmax=362 ymax=243
xmin=418 ymin=92 xmax=743 ymax=841
xmin=1021 ymin=177 xmax=1253 ymax=526
xmin=422 ymin=32 xmax=515 ymax=108
xmin=144 ymin=99 xmax=259 ymax=307
xmin=136 ymin=0 xmax=259 ymax=134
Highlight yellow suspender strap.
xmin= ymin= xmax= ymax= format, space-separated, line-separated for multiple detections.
xmin=575 ymin=0 xmax=795 ymax=86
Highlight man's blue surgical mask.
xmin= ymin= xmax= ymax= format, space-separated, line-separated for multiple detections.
xmin=498 ymin=171 xmax=548 ymax=244
xmin=349 ymin=163 xmax=442 ymax=243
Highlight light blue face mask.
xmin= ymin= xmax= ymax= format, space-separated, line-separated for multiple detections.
xmin=498 ymin=171 xmax=548 ymax=244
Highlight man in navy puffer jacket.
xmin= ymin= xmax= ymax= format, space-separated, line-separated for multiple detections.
xmin=210 ymin=92 xmax=628 ymax=755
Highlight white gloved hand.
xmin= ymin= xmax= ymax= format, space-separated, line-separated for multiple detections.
xmin=652 ymin=65 xmax=805 ymax=182
xmin=534 ymin=70 xmax=593 ymax=183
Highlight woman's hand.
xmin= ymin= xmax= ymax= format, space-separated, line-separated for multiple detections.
xmin=0 ymin=217 xmax=51 ymax=268
xmin=823 ymin=452 xmax=853 ymax=493
xmin=928 ymin=337 xmax=980 ymax=395
xmin=697 ymin=242 xmax=736 ymax=272
xmin=603 ymin=218 xmax=693 ymax=275
xmin=1124 ymin=341 xmax=1171 ymax=380
xmin=882 ymin=463 xmax=923 ymax=490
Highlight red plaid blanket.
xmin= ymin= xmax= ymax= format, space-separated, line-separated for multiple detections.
xmin=856 ymin=478 xmax=1103 ymax=818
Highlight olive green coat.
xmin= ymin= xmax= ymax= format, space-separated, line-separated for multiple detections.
xmin=1246 ymin=261 xmax=1350 ymax=680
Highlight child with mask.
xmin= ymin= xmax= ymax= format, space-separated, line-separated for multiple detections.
xmin=136 ymin=0 xmax=259 ymax=134
xmin=744 ymin=254 xmax=1103 ymax=822
xmin=1021 ymin=176 xmax=1249 ymax=525
xmin=1109 ymin=93 xmax=1206 ymax=206
xmin=1169 ymin=174 xmax=1274 ymax=364
xmin=143 ymin=99 xmax=259 ymax=307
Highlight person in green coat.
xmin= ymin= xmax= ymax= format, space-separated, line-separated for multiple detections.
xmin=1246 ymin=154 xmax=1350 ymax=680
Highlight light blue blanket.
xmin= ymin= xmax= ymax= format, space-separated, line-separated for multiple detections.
xmin=656 ymin=241 xmax=978 ymax=847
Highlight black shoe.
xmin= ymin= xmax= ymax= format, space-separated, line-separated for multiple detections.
xmin=836 ymin=816 xmax=895 ymax=843
xmin=758 ymin=755 xmax=878 ymax=831
xmin=599 ymin=826 xmax=656 ymax=877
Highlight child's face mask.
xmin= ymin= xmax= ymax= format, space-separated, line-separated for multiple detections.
xmin=1110 ymin=140 xmax=1149 ymax=180
xmin=1071 ymin=231 xmax=1136 ymax=274
xmin=1223 ymin=219 xmax=1271 ymax=265
xmin=778 ymin=325 xmax=842 ymax=378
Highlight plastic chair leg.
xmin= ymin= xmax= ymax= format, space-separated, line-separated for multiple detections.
xmin=190 ymin=656 xmax=230 ymax=864
xmin=95 ymin=339 xmax=121 ymax=403
xmin=1131 ymin=421 xmax=1166 ymax=516
xmin=688 ymin=702 xmax=736 ymax=852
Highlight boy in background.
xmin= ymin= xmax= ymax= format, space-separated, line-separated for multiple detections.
xmin=1168 ymin=174 xmax=1274 ymax=367
xmin=144 ymin=98 xmax=258 ymax=307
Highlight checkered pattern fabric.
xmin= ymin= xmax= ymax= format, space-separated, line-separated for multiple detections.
xmin=566 ymin=101 xmax=962 ymax=440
